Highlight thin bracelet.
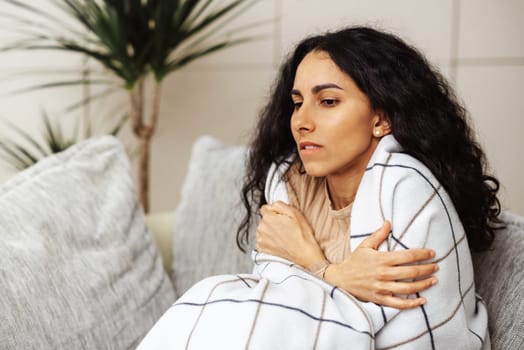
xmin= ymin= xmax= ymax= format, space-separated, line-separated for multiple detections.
xmin=321 ymin=264 xmax=330 ymax=279
xmin=307 ymin=259 xmax=330 ymax=279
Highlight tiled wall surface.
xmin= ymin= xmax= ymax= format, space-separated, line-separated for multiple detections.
xmin=0 ymin=1 xmax=522 ymax=215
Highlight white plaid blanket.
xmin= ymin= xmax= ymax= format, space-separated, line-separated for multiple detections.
xmin=138 ymin=135 xmax=489 ymax=349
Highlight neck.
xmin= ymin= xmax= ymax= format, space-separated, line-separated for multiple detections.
xmin=326 ymin=173 xmax=361 ymax=210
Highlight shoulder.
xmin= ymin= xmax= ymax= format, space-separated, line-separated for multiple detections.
xmin=380 ymin=152 xmax=452 ymax=216
xmin=364 ymin=133 xmax=437 ymax=193
xmin=378 ymin=152 xmax=440 ymax=195
xmin=375 ymin=152 xmax=460 ymax=240
xmin=354 ymin=146 xmax=463 ymax=251
xmin=362 ymin=136 xmax=441 ymax=197
xmin=360 ymin=147 xmax=443 ymax=208
xmin=355 ymin=144 xmax=457 ymax=226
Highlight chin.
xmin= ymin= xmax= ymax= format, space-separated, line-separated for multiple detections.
xmin=301 ymin=163 xmax=329 ymax=178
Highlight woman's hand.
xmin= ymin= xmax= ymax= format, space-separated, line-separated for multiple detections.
xmin=257 ymin=204 xmax=438 ymax=309
xmin=256 ymin=201 xmax=326 ymax=269
xmin=324 ymin=221 xmax=438 ymax=309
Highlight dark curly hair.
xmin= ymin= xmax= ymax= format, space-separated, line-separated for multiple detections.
xmin=237 ymin=26 xmax=502 ymax=252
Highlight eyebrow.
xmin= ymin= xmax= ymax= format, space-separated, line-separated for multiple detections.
xmin=291 ymin=83 xmax=343 ymax=96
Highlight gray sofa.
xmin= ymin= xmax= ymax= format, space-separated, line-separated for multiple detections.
xmin=2 ymin=135 xmax=523 ymax=349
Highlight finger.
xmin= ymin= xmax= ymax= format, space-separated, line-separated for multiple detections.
xmin=382 ymin=248 xmax=436 ymax=265
xmin=374 ymin=294 xmax=427 ymax=310
xmin=272 ymin=200 xmax=290 ymax=208
xmin=255 ymin=230 xmax=269 ymax=253
xmin=358 ymin=221 xmax=391 ymax=249
xmin=271 ymin=201 xmax=295 ymax=217
xmin=381 ymin=277 xmax=437 ymax=295
xmin=377 ymin=263 xmax=439 ymax=281
xmin=256 ymin=220 xmax=269 ymax=234
xmin=259 ymin=205 xmax=272 ymax=217
xmin=259 ymin=206 xmax=281 ymax=220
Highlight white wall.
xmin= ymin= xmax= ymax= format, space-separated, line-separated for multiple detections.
xmin=0 ymin=0 xmax=523 ymax=216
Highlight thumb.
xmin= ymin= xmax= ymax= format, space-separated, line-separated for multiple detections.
xmin=358 ymin=221 xmax=391 ymax=249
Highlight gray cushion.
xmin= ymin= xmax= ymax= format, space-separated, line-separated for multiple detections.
xmin=172 ymin=135 xmax=254 ymax=296
xmin=472 ymin=212 xmax=524 ymax=350
xmin=0 ymin=136 xmax=175 ymax=349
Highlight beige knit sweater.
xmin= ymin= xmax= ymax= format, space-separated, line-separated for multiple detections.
xmin=285 ymin=161 xmax=353 ymax=269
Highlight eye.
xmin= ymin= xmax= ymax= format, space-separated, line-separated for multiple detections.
xmin=293 ymin=101 xmax=303 ymax=111
xmin=321 ymin=98 xmax=338 ymax=107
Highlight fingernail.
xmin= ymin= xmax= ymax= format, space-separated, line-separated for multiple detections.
xmin=434 ymin=265 xmax=439 ymax=272
xmin=431 ymin=278 xmax=438 ymax=285
xmin=430 ymin=250 xmax=436 ymax=258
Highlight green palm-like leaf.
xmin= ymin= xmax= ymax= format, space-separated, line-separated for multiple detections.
xmin=0 ymin=110 xmax=128 ymax=171
xmin=63 ymin=85 xmax=122 ymax=112
xmin=0 ymin=141 xmax=35 ymax=170
xmin=0 ymin=139 xmax=40 ymax=168
xmin=2 ymin=79 xmax=118 ymax=96
xmin=0 ymin=0 xmax=262 ymax=90
xmin=0 ymin=0 xmax=267 ymax=211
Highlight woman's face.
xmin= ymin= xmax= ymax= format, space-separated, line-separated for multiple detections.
xmin=290 ymin=50 xmax=382 ymax=179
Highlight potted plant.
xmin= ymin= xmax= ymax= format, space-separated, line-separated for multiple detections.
xmin=0 ymin=111 xmax=127 ymax=171
xmin=0 ymin=0 xmax=262 ymax=212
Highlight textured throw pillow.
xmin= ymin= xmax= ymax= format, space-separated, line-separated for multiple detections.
xmin=0 ymin=136 xmax=175 ymax=349
xmin=472 ymin=212 xmax=524 ymax=350
xmin=172 ymin=135 xmax=255 ymax=296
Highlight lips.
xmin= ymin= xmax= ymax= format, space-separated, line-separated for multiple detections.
xmin=299 ymin=141 xmax=322 ymax=151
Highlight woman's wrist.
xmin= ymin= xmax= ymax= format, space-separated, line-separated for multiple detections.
xmin=296 ymin=245 xmax=327 ymax=270
xmin=306 ymin=259 xmax=330 ymax=278
xmin=323 ymin=263 xmax=339 ymax=285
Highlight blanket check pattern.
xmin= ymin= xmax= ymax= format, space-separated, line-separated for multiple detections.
xmin=138 ymin=135 xmax=489 ymax=350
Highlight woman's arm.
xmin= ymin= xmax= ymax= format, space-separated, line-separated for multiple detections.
xmin=324 ymin=221 xmax=437 ymax=309
xmin=256 ymin=202 xmax=326 ymax=268
xmin=256 ymin=201 xmax=437 ymax=309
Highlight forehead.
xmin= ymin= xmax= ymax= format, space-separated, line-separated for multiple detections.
xmin=294 ymin=50 xmax=351 ymax=87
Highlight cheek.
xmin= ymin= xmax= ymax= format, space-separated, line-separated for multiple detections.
xmin=329 ymin=116 xmax=374 ymax=150
xmin=328 ymin=113 xmax=370 ymax=137
xmin=291 ymin=126 xmax=300 ymax=144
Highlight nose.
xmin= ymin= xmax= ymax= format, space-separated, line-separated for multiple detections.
xmin=291 ymin=104 xmax=314 ymax=135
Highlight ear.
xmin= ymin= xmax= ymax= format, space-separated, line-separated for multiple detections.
xmin=372 ymin=111 xmax=391 ymax=137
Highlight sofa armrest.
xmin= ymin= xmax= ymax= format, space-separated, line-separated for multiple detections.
xmin=472 ymin=211 xmax=524 ymax=350
xmin=145 ymin=210 xmax=175 ymax=275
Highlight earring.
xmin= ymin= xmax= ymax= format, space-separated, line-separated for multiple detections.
xmin=374 ymin=130 xmax=381 ymax=136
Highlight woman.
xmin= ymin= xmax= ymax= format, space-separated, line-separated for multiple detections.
xmin=139 ymin=26 xmax=501 ymax=349
xmin=239 ymin=25 xmax=501 ymax=309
